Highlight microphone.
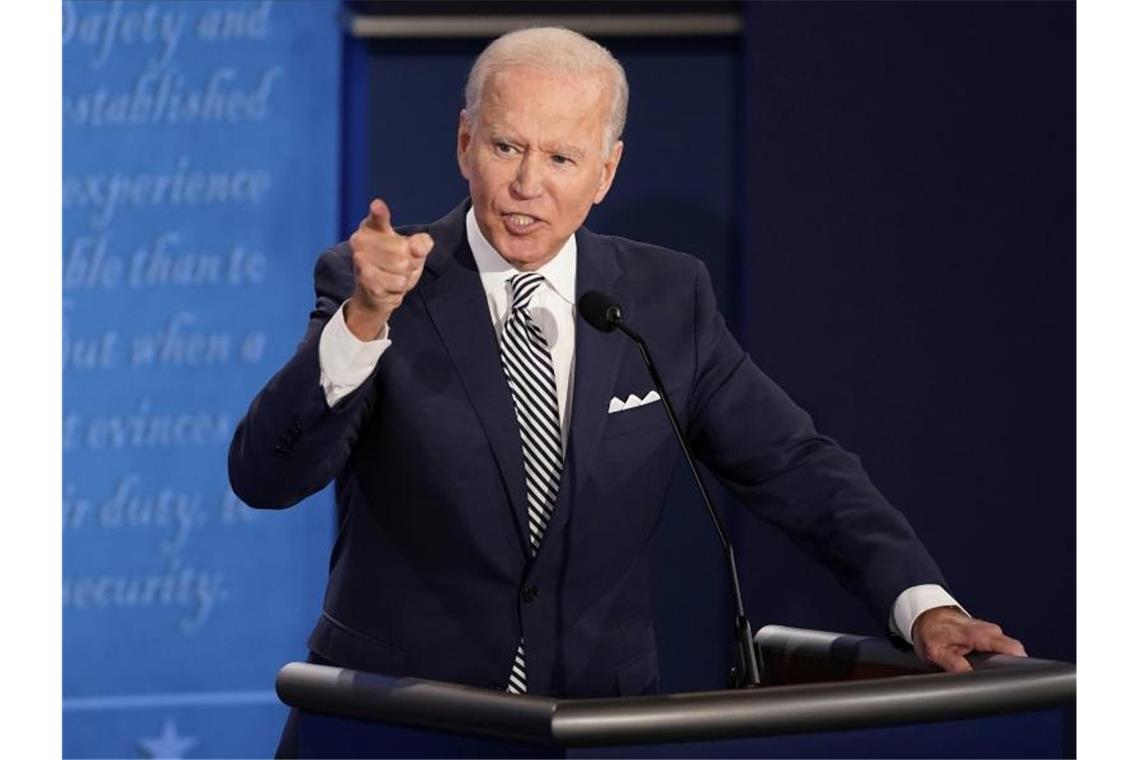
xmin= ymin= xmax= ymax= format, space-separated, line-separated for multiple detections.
xmin=577 ymin=290 xmax=765 ymax=689
xmin=578 ymin=290 xmax=623 ymax=333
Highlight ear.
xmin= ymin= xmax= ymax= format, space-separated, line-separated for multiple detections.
xmin=592 ymin=140 xmax=624 ymax=205
xmin=457 ymin=109 xmax=473 ymax=180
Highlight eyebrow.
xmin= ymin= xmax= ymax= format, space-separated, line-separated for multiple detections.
xmin=486 ymin=131 xmax=587 ymax=161
xmin=546 ymin=144 xmax=585 ymax=160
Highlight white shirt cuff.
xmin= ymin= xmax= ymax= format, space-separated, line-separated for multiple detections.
xmin=889 ymin=584 xmax=968 ymax=645
xmin=318 ymin=300 xmax=391 ymax=407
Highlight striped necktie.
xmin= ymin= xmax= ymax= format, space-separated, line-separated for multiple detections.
xmin=499 ymin=272 xmax=564 ymax=695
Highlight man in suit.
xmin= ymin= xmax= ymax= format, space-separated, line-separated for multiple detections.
xmin=229 ymin=26 xmax=1024 ymax=717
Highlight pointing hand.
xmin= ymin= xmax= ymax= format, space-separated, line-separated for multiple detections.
xmin=345 ymin=198 xmax=434 ymax=339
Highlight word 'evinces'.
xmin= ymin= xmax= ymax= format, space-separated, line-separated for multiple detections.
xmin=64 ymin=402 xmax=232 ymax=452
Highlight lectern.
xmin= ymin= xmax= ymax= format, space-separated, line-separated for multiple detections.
xmin=276 ymin=625 xmax=1075 ymax=758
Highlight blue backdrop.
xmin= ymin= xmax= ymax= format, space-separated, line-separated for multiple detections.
xmin=63 ymin=2 xmax=340 ymax=757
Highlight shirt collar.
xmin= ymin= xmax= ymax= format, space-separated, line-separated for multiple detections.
xmin=465 ymin=207 xmax=577 ymax=305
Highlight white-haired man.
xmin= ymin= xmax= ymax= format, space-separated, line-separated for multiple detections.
xmin=229 ymin=27 xmax=1024 ymax=756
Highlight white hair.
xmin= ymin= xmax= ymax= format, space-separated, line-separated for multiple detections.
xmin=464 ymin=27 xmax=629 ymax=153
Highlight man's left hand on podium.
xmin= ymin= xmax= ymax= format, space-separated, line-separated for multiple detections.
xmin=912 ymin=606 xmax=1028 ymax=673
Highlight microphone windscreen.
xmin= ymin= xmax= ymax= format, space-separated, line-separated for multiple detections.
xmin=578 ymin=290 xmax=622 ymax=332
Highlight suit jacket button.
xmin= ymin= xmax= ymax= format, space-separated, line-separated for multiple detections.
xmin=521 ymin=585 xmax=539 ymax=603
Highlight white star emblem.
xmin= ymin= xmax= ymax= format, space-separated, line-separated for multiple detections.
xmin=139 ymin=719 xmax=197 ymax=759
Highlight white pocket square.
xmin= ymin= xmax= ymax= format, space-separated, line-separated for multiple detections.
xmin=608 ymin=390 xmax=661 ymax=413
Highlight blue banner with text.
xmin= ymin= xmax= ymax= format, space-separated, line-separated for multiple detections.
xmin=63 ymin=2 xmax=340 ymax=756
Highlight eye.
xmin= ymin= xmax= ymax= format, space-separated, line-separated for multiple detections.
xmin=551 ymin=154 xmax=575 ymax=166
xmin=494 ymin=142 xmax=517 ymax=155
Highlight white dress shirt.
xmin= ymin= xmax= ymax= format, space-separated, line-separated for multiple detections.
xmin=316 ymin=208 xmax=962 ymax=644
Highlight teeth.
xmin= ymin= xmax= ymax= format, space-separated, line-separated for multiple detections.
xmin=507 ymin=214 xmax=536 ymax=227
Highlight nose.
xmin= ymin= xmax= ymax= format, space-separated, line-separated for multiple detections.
xmin=510 ymin=152 xmax=543 ymax=199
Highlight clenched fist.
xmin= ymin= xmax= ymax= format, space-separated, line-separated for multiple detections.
xmin=344 ymin=198 xmax=434 ymax=340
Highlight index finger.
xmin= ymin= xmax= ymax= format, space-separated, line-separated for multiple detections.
xmin=361 ymin=198 xmax=395 ymax=233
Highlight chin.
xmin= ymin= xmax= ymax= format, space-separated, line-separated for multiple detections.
xmin=496 ymin=238 xmax=557 ymax=270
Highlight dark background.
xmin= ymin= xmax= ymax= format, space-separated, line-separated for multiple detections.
xmin=341 ymin=0 xmax=1075 ymax=693
xmin=737 ymin=0 xmax=1074 ymax=671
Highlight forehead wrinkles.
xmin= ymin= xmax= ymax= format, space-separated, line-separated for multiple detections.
xmin=480 ymin=69 xmax=609 ymax=149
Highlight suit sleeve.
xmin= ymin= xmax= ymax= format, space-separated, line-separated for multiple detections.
xmin=228 ymin=244 xmax=378 ymax=509
xmin=683 ymin=260 xmax=947 ymax=625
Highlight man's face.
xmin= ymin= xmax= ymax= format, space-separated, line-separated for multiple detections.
xmin=457 ymin=67 xmax=623 ymax=271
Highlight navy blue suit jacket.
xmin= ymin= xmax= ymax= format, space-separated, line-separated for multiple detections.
xmin=228 ymin=200 xmax=945 ymax=698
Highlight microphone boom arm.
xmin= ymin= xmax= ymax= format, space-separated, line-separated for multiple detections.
xmin=613 ymin=320 xmax=765 ymax=689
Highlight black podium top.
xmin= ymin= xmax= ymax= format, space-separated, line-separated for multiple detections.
xmin=276 ymin=625 xmax=1075 ymax=747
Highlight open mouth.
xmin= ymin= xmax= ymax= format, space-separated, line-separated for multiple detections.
xmin=502 ymin=213 xmax=543 ymax=234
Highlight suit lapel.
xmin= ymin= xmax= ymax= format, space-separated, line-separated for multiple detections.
xmin=536 ymin=227 xmax=624 ymax=552
xmin=416 ymin=202 xmax=529 ymax=557
xmin=417 ymin=209 xmax=626 ymax=562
